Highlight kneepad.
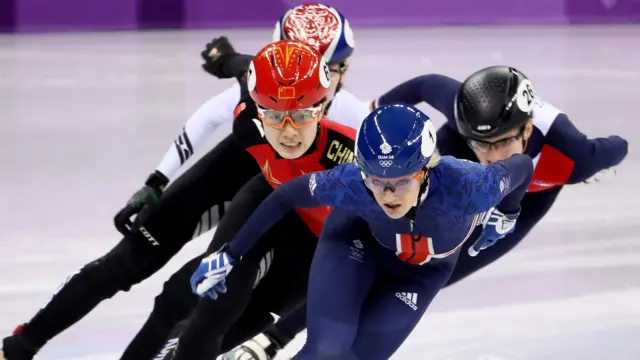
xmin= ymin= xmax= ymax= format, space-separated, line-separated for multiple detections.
xmin=302 ymin=330 xmax=355 ymax=359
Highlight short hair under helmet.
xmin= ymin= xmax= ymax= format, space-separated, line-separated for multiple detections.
xmin=273 ymin=3 xmax=355 ymax=64
xmin=454 ymin=66 xmax=536 ymax=140
xmin=248 ymin=39 xmax=332 ymax=111
xmin=355 ymin=104 xmax=437 ymax=178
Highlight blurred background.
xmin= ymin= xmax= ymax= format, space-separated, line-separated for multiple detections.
xmin=1 ymin=1 xmax=639 ymax=360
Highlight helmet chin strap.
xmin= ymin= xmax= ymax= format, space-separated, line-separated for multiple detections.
xmin=417 ymin=170 xmax=431 ymax=204
xmin=522 ymin=134 xmax=529 ymax=153
xmin=405 ymin=168 xmax=431 ymax=239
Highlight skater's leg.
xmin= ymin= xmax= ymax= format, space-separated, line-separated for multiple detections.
xmin=120 ymin=255 xmax=202 ymax=360
xmin=4 ymin=235 xmax=183 ymax=359
xmin=218 ymin=256 xmax=312 ymax=360
xmin=293 ymin=210 xmax=376 ymax=360
xmin=350 ymin=254 xmax=455 ymax=360
xmin=2 ymin=135 xmax=259 ymax=359
xmin=271 ymin=304 xmax=307 ymax=344
xmin=219 ymin=296 xmax=308 ymax=360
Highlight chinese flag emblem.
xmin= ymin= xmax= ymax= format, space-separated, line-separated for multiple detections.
xmin=278 ymin=86 xmax=296 ymax=99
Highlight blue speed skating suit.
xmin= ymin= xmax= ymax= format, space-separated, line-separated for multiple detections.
xmin=225 ymin=155 xmax=533 ymax=359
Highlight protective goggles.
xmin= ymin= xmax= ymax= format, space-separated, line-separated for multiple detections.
xmin=467 ymin=126 xmax=525 ymax=153
xmin=256 ymin=104 xmax=323 ymax=129
xmin=362 ymin=171 xmax=425 ymax=195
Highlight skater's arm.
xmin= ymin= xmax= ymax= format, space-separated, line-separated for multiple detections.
xmin=547 ymin=114 xmax=628 ymax=184
xmin=447 ymin=154 xmax=532 ymax=215
xmin=227 ymin=170 xmax=339 ymax=258
xmin=374 ymin=74 xmax=460 ymax=130
xmin=485 ymin=153 xmax=533 ymax=213
xmin=155 ymin=84 xmax=241 ymax=180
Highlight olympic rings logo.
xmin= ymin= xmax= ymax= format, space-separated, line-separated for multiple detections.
xmin=379 ymin=160 xmax=393 ymax=167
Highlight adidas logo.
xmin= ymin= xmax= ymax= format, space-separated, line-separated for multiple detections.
xmin=395 ymin=292 xmax=418 ymax=311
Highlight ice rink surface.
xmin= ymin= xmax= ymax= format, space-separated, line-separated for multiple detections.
xmin=0 ymin=25 xmax=639 ymax=359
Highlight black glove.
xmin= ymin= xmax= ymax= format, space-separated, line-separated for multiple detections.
xmin=201 ymin=36 xmax=237 ymax=79
xmin=114 ymin=171 xmax=169 ymax=236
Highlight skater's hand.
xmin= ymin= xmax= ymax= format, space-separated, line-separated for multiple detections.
xmin=191 ymin=249 xmax=236 ymax=300
xmin=468 ymin=207 xmax=519 ymax=257
xmin=201 ymin=36 xmax=237 ymax=79
xmin=583 ymin=167 xmax=616 ymax=184
xmin=113 ymin=171 xmax=168 ymax=236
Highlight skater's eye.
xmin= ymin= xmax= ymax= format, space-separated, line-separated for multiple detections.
xmin=468 ymin=126 xmax=526 ymax=152
xmin=493 ymin=137 xmax=516 ymax=148
xmin=291 ymin=109 xmax=316 ymax=123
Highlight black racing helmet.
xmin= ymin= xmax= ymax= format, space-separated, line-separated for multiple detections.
xmin=454 ymin=66 xmax=536 ymax=140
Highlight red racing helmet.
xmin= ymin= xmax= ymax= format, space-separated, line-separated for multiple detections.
xmin=248 ymin=39 xmax=332 ymax=111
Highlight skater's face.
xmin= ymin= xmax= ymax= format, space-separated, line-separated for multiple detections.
xmin=367 ymin=171 xmax=425 ymax=219
xmin=468 ymin=120 xmax=533 ymax=164
xmin=325 ymin=61 xmax=348 ymax=103
xmin=260 ymin=104 xmax=324 ymax=159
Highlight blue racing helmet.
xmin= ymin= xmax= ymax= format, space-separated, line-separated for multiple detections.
xmin=273 ymin=3 xmax=355 ymax=64
xmin=355 ymin=104 xmax=437 ymax=178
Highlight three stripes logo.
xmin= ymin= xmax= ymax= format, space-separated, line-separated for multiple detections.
xmin=191 ymin=202 xmax=230 ymax=239
xmin=174 ymin=127 xmax=194 ymax=164
xmin=153 ymin=337 xmax=179 ymax=360
xmin=395 ymin=292 xmax=418 ymax=311
xmin=253 ymin=249 xmax=275 ymax=288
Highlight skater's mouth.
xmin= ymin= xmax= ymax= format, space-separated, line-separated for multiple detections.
xmin=383 ymin=203 xmax=402 ymax=211
xmin=281 ymin=142 xmax=302 ymax=150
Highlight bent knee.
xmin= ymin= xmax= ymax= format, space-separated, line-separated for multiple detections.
xmin=303 ymin=322 xmax=356 ymax=359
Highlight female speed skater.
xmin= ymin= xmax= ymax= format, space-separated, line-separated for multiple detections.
xmin=192 ymin=103 xmax=535 ymax=360
xmin=128 ymin=37 xmax=361 ymax=360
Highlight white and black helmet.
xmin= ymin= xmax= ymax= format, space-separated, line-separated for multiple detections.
xmin=454 ymin=66 xmax=536 ymax=140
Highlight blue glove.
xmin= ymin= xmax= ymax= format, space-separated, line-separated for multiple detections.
xmin=468 ymin=208 xmax=519 ymax=257
xmin=190 ymin=250 xmax=236 ymax=300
